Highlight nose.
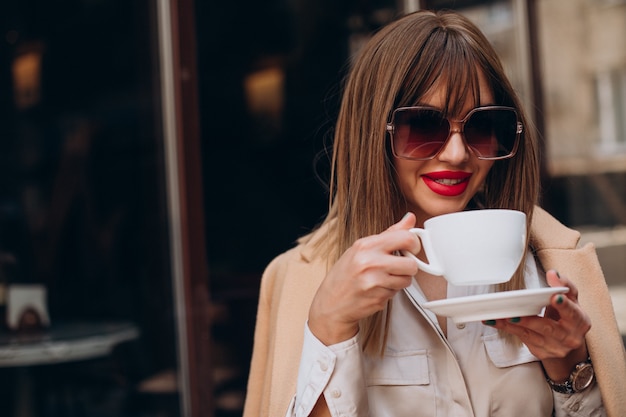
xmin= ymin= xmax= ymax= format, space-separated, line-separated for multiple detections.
xmin=437 ymin=129 xmax=470 ymax=164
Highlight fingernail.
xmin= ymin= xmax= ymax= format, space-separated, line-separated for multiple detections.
xmin=555 ymin=270 xmax=561 ymax=279
xmin=402 ymin=212 xmax=411 ymax=220
xmin=556 ymin=295 xmax=564 ymax=304
xmin=483 ymin=320 xmax=496 ymax=326
xmin=509 ymin=317 xmax=521 ymax=323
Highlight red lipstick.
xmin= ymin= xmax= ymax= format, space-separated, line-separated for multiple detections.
xmin=422 ymin=171 xmax=472 ymax=197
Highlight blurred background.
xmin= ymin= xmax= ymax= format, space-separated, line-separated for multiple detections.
xmin=0 ymin=0 xmax=624 ymax=416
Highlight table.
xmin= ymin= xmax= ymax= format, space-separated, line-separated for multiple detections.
xmin=0 ymin=321 xmax=139 ymax=367
xmin=0 ymin=321 xmax=140 ymax=417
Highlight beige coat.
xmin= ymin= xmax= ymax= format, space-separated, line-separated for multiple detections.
xmin=243 ymin=207 xmax=626 ymax=417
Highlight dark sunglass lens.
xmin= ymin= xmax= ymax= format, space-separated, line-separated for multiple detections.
xmin=465 ymin=109 xmax=518 ymax=158
xmin=393 ymin=109 xmax=449 ymax=159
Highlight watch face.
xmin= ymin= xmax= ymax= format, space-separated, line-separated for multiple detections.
xmin=573 ymin=363 xmax=594 ymax=392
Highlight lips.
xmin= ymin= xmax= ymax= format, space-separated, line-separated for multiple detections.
xmin=422 ymin=171 xmax=472 ymax=197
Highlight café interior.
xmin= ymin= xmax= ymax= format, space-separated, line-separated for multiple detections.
xmin=0 ymin=0 xmax=625 ymax=416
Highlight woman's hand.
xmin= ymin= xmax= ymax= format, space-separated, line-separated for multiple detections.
xmin=308 ymin=213 xmax=421 ymax=346
xmin=484 ymin=270 xmax=591 ymax=382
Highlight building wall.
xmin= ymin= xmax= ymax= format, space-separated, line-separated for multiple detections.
xmin=539 ymin=0 xmax=626 ymax=174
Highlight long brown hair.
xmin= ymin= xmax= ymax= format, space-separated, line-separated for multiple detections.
xmin=312 ymin=10 xmax=540 ymax=354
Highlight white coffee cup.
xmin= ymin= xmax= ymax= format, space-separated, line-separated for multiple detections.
xmin=403 ymin=209 xmax=527 ymax=286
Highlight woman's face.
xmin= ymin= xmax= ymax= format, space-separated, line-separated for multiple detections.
xmin=392 ymin=74 xmax=496 ymax=227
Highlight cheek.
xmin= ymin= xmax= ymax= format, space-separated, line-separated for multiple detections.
xmin=393 ymin=159 xmax=425 ymax=186
xmin=391 ymin=159 xmax=429 ymax=204
xmin=476 ymin=160 xmax=495 ymax=182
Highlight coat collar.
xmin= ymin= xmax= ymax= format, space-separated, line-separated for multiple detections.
xmin=530 ymin=206 xmax=580 ymax=250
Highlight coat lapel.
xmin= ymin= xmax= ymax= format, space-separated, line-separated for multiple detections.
xmin=532 ymin=206 xmax=626 ymax=417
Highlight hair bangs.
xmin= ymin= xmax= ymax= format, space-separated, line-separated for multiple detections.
xmin=398 ymin=26 xmax=488 ymax=117
xmin=440 ymin=39 xmax=485 ymax=116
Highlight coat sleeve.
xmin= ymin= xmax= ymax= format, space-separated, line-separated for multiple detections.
xmin=243 ymin=253 xmax=288 ymax=417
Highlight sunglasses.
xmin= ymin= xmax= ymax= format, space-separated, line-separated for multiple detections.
xmin=386 ymin=106 xmax=523 ymax=160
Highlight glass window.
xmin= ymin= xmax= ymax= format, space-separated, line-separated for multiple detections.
xmin=0 ymin=1 xmax=183 ymax=416
xmin=596 ymin=68 xmax=626 ymax=154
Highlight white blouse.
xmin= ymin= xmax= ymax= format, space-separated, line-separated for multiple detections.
xmin=286 ymin=255 xmax=605 ymax=417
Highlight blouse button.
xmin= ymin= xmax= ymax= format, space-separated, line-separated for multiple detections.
xmin=319 ymin=361 xmax=328 ymax=372
xmin=456 ymin=323 xmax=466 ymax=329
xmin=331 ymin=389 xmax=342 ymax=398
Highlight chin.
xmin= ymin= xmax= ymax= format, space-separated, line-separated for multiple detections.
xmin=417 ymin=199 xmax=472 ymax=221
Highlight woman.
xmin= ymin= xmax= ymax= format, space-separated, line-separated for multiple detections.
xmin=243 ymin=10 xmax=626 ymax=417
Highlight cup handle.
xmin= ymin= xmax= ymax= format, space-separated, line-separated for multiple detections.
xmin=402 ymin=228 xmax=444 ymax=276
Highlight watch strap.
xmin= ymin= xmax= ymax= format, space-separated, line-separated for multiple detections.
xmin=546 ymin=376 xmax=575 ymax=394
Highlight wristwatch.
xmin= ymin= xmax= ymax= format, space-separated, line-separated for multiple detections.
xmin=546 ymin=358 xmax=595 ymax=394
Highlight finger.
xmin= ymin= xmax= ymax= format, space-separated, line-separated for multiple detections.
xmin=351 ymin=230 xmax=421 ymax=261
xmin=547 ymin=293 xmax=591 ymax=338
xmin=387 ymin=212 xmax=416 ymax=231
xmin=344 ymin=251 xmax=416 ymax=290
xmin=371 ymin=228 xmax=422 ymax=257
xmin=543 ymin=270 xmax=576 ymax=321
xmin=546 ymin=269 xmax=578 ymax=301
xmin=374 ymin=273 xmax=414 ymax=291
xmin=484 ymin=317 xmax=547 ymax=344
xmin=383 ymin=253 xmax=420 ymax=276
xmin=516 ymin=293 xmax=587 ymax=340
xmin=506 ymin=316 xmax=572 ymax=343
xmin=501 ymin=310 xmax=588 ymax=355
xmin=484 ymin=318 xmax=572 ymax=358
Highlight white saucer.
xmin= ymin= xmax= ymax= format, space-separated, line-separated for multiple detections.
xmin=422 ymin=287 xmax=569 ymax=324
